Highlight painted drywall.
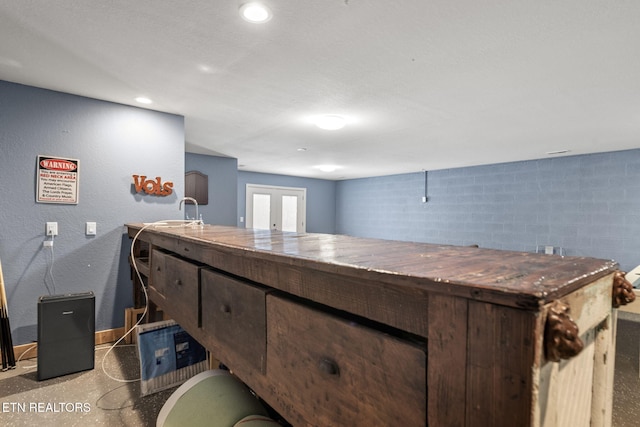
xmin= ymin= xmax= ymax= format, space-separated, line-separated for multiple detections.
xmin=0 ymin=81 xmax=185 ymax=345
xmin=185 ymin=153 xmax=238 ymax=226
xmin=238 ymin=171 xmax=337 ymax=234
xmin=336 ymin=150 xmax=640 ymax=272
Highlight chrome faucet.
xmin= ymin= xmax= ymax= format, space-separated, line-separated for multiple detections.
xmin=179 ymin=197 xmax=200 ymax=223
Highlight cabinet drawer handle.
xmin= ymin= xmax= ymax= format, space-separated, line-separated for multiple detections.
xmin=220 ymin=304 xmax=231 ymax=314
xmin=318 ymin=358 xmax=340 ymax=376
xmin=174 ymin=279 xmax=182 ymax=286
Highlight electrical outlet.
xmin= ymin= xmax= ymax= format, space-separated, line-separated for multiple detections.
xmin=46 ymin=222 xmax=58 ymax=236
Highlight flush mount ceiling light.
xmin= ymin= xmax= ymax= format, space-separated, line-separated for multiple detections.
xmin=314 ymin=115 xmax=346 ymax=130
xmin=315 ymin=165 xmax=340 ymax=173
xmin=135 ymin=96 xmax=152 ymax=104
xmin=240 ymin=2 xmax=272 ymax=23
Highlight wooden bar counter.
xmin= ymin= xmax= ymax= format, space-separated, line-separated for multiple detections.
xmin=126 ymin=223 xmax=633 ymax=427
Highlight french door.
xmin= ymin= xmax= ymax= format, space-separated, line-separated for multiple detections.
xmin=246 ymin=184 xmax=306 ymax=232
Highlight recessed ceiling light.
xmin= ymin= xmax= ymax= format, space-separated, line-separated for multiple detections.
xmin=240 ymin=2 xmax=272 ymax=23
xmin=197 ymin=64 xmax=214 ymax=73
xmin=316 ymin=165 xmax=339 ymax=173
xmin=314 ymin=115 xmax=346 ymax=130
xmin=135 ymin=97 xmax=152 ymax=104
xmin=297 ymin=147 xmax=307 ymax=152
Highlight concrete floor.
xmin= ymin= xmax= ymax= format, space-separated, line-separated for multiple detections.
xmin=0 ymin=316 xmax=639 ymax=427
xmin=612 ymin=315 xmax=640 ymax=427
xmin=0 ymin=345 xmax=177 ymax=426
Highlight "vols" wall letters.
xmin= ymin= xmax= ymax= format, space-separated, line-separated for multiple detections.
xmin=132 ymin=175 xmax=174 ymax=196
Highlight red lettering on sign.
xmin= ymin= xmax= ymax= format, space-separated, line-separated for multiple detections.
xmin=40 ymin=159 xmax=77 ymax=171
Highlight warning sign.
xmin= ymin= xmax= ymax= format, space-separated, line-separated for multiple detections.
xmin=36 ymin=155 xmax=79 ymax=204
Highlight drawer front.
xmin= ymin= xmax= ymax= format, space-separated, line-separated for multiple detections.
xmin=201 ymin=269 xmax=268 ymax=373
xmin=150 ymin=248 xmax=167 ymax=296
xmin=151 ymin=249 xmax=201 ymax=332
xmin=267 ymin=295 xmax=426 ymax=427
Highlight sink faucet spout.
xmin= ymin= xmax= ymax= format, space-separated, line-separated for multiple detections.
xmin=179 ymin=197 xmax=199 ymax=223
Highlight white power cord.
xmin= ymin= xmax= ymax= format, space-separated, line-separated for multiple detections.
xmin=44 ymin=235 xmax=56 ymax=295
xmin=16 ymin=343 xmax=39 ymax=370
xmin=100 ymin=219 xmax=202 ymax=383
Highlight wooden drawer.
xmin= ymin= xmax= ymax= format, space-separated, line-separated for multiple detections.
xmin=149 ymin=248 xmax=167 ymax=296
xmin=201 ymin=269 xmax=268 ymax=373
xmin=150 ymin=249 xmax=201 ymax=332
xmin=266 ymin=295 xmax=426 ymax=426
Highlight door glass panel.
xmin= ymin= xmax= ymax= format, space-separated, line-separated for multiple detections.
xmin=252 ymin=194 xmax=271 ymax=230
xmin=246 ymin=184 xmax=306 ymax=232
xmin=281 ymin=195 xmax=298 ymax=232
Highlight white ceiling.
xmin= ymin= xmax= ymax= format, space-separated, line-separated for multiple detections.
xmin=1 ymin=1 xmax=639 ymax=180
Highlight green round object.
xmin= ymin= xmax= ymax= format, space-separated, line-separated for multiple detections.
xmin=233 ymin=414 xmax=281 ymax=426
xmin=157 ymin=370 xmax=267 ymax=427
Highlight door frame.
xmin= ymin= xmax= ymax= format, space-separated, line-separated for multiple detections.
xmin=245 ymin=184 xmax=307 ymax=232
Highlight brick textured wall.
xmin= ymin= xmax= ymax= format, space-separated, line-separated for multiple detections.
xmin=336 ymin=149 xmax=640 ymax=272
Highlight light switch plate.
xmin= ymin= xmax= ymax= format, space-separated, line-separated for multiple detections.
xmin=86 ymin=222 xmax=97 ymax=236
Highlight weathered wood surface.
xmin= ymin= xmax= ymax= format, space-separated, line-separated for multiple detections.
xmin=128 ymin=224 xmax=619 ymax=427
xmin=201 ymin=268 xmax=269 ymax=373
xmin=534 ymin=274 xmax=616 ymax=427
xmin=128 ymin=224 xmax=617 ymax=311
xmin=267 ymin=294 xmax=427 ymax=426
xmin=427 ymin=294 xmax=468 ymax=427
xmin=150 ymin=249 xmax=201 ymax=333
xmin=128 ymin=224 xmax=617 ymax=427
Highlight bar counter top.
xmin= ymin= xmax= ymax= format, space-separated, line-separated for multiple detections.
xmin=126 ymin=223 xmax=618 ymax=311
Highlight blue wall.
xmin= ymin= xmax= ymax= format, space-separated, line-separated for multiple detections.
xmin=185 ymin=153 xmax=238 ymax=226
xmin=0 ymin=81 xmax=185 ymax=345
xmin=337 ymin=150 xmax=640 ymax=272
xmin=238 ymin=171 xmax=337 ymax=233
xmin=4 ymin=81 xmax=638 ymax=348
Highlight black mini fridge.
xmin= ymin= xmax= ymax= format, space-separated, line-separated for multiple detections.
xmin=37 ymin=292 xmax=95 ymax=381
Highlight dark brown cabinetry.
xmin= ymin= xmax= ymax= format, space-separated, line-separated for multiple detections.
xmin=128 ymin=223 xmax=623 ymax=427
xmin=185 ymin=170 xmax=208 ymax=205
xmin=150 ymin=249 xmax=202 ymax=333
xmin=267 ymin=294 xmax=426 ymax=426
xmin=201 ymin=269 xmax=268 ymax=374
